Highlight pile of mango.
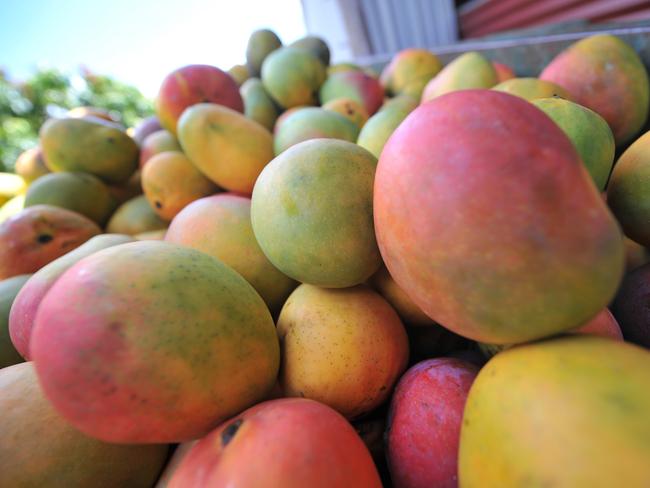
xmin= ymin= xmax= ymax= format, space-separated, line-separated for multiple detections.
xmin=2 ymin=27 xmax=650 ymax=487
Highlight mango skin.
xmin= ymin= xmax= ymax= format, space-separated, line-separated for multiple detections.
xmin=142 ymin=151 xmax=217 ymax=221
xmin=540 ymin=34 xmax=650 ymax=145
xmin=0 ymin=205 xmax=101 ymax=280
xmin=227 ymin=64 xmax=250 ymax=86
xmin=106 ymin=194 xmax=169 ymax=235
xmin=0 ymin=362 xmax=169 ymax=488
xmin=607 ymin=130 xmax=650 ymax=246
xmin=492 ymin=61 xmax=515 ymax=82
xmin=139 ymin=129 xmax=181 ymax=168
xmin=492 ymin=77 xmax=572 ymax=101
xmin=241 ymin=78 xmax=278 ymax=131
xmin=0 ymin=275 xmax=30 ymax=368
xmin=611 ymin=263 xmax=650 ymax=348
xmin=261 ymin=47 xmax=326 ymax=109
xmin=9 ymin=234 xmax=133 ymax=360
xmin=277 ymin=284 xmax=409 ymax=419
xmin=273 ymin=107 xmax=360 ymax=155
xmin=155 ymin=64 xmax=244 ymax=135
xmin=357 ymin=95 xmax=418 ymax=159
xmin=246 ymin=29 xmax=282 ymax=77
xmin=168 ymin=399 xmax=382 ymax=488
xmin=165 ymin=194 xmax=296 ymax=312
xmin=288 ymin=35 xmax=330 ymax=65
xmin=178 ymin=103 xmax=274 ymax=194
xmin=380 ymin=48 xmax=443 ymax=98
xmin=40 ymin=116 xmax=138 ymax=184
xmin=459 ymin=336 xmax=650 ymax=487
xmin=251 ymin=139 xmax=381 ymax=288
xmin=31 ymin=241 xmax=280 ymax=443
xmin=534 ymin=97 xmax=615 ymax=191
xmin=375 ymin=90 xmax=625 ymax=344
xmin=322 ymin=97 xmax=369 ymax=128
xmin=421 ymin=52 xmax=497 ymax=103
xmin=14 ymin=147 xmax=50 ymax=183
xmin=132 ymin=116 xmax=162 ymax=146
xmin=24 ymin=172 xmax=117 ymax=226
xmin=320 ymin=70 xmax=384 ymax=116
xmin=387 ymin=358 xmax=478 ymax=488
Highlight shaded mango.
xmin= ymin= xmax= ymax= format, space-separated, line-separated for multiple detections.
xmin=106 ymin=194 xmax=169 ymax=235
xmin=492 ymin=77 xmax=571 ymax=101
xmin=246 ymin=29 xmax=282 ymax=77
xmin=289 ymin=35 xmax=330 ymax=65
xmin=140 ymin=129 xmax=182 ymax=168
xmin=322 ymin=97 xmax=369 ymax=128
xmin=241 ymin=78 xmax=279 ymax=131
xmin=380 ymin=48 xmax=443 ymax=98
xmin=14 ymin=147 xmax=50 ymax=183
xmin=0 ymin=275 xmax=31 ymax=368
xmin=320 ymin=70 xmax=384 ymax=116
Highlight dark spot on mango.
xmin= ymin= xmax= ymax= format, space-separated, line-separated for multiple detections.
xmin=36 ymin=234 xmax=53 ymax=244
xmin=154 ymin=201 xmax=162 ymax=209
xmin=221 ymin=418 xmax=243 ymax=447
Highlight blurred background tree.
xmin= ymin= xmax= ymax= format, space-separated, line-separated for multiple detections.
xmin=0 ymin=68 xmax=153 ymax=171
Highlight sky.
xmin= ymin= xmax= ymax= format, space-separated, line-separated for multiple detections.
xmin=0 ymin=0 xmax=307 ymax=97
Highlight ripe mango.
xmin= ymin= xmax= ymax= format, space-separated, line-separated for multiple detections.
xmin=106 ymin=194 xmax=168 ymax=235
xmin=492 ymin=77 xmax=571 ymax=101
xmin=357 ymin=95 xmax=418 ymax=158
xmin=320 ymin=70 xmax=384 ymax=115
xmin=322 ymin=97 xmax=369 ymax=128
xmin=14 ymin=147 xmax=50 ymax=183
xmin=139 ymin=129 xmax=181 ymax=168
xmin=421 ymin=52 xmax=497 ymax=103
xmin=380 ymin=48 xmax=443 ymax=98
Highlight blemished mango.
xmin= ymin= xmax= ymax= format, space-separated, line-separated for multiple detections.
xmin=322 ymin=97 xmax=369 ymax=128
xmin=106 ymin=194 xmax=169 ymax=235
xmin=178 ymin=103 xmax=274 ymax=194
xmin=40 ymin=116 xmax=138 ymax=184
xmin=251 ymin=139 xmax=381 ymax=288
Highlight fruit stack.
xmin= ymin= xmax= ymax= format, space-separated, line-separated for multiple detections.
xmin=1 ymin=28 xmax=650 ymax=488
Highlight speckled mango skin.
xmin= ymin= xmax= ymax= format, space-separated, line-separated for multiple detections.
xmin=107 ymin=195 xmax=169 ymax=235
xmin=240 ymin=78 xmax=278 ymax=131
xmin=534 ymin=97 xmax=615 ymax=191
xmin=142 ymin=151 xmax=217 ymax=221
xmin=540 ymin=34 xmax=650 ymax=145
xmin=30 ymin=241 xmax=280 ymax=443
xmin=165 ymin=194 xmax=296 ymax=312
xmin=0 ymin=362 xmax=169 ymax=488
xmin=607 ymin=130 xmax=650 ymax=246
xmin=139 ymin=130 xmax=181 ymax=168
xmin=155 ymin=64 xmax=244 ymax=135
xmin=380 ymin=48 xmax=443 ymax=98
xmin=320 ymin=70 xmax=384 ymax=116
xmin=168 ymin=399 xmax=382 ymax=488
xmin=261 ymin=47 xmax=326 ymax=109
xmin=459 ymin=336 xmax=650 ymax=487
xmin=40 ymin=116 xmax=138 ymax=184
xmin=251 ymin=139 xmax=381 ymax=288
xmin=9 ymin=234 xmax=133 ymax=360
xmin=277 ymin=284 xmax=409 ymax=419
xmin=178 ymin=103 xmax=274 ymax=195
xmin=375 ymin=90 xmax=625 ymax=344
xmin=421 ymin=52 xmax=497 ymax=103
xmin=273 ymin=107 xmax=360 ymax=155
xmin=492 ymin=77 xmax=571 ymax=101
xmin=322 ymin=97 xmax=369 ymax=128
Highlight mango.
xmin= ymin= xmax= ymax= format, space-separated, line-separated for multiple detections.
xmin=0 ymin=172 xmax=27 ymax=208
xmin=0 ymin=194 xmax=25 ymax=224
xmin=168 ymin=399 xmax=381 ymax=487
xmin=534 ymin=97 xmax=615 ymax=191
xmin=611 ymin=263 xmax=650 ymax=348
xmin=277 ymin=284 xmax=408 ymax=418
xmin=67 ymin=106 xmax=118 ymax=123
xmin=492 ymin=77 xmax=572 ymax=101
xmin=40 ymin=116 xmax=138 ymax=184
xmin=0 ymin=362 xmax=168 ymax=488
xmin=24 ymin=172 xmax=117 ymax=226
xmin=273 ymin=105 xmax=307 ymax=134
xmin=251 ymin=139 xmax=381 ymax=288
xmin=106 ymin=169 xmax=143 ymax=204
xmin=624 ymin=236 xmax=650 ymax=271
xmin=387 ymin=358 xmax=478 ymax=488
xmin=9 ymin=233 xmax=133 ymax=360
xmin=322 ymin=97 xmax=369 ymax=128
xmin=289 ymin=35 xmax=330 ymax=65
xmin=0 ymin=205 xmax=100 ymax=280
xmin=328 ymin=62 xmax=362 ymax=75
xmin=375 ymin=90 xmax=624 ymax=344
xmin=607 ymin=130 xmax=650 ymax=246
xmin=540 ymin=34 xmax=650 ymax=145
xmin=241 ymin=78 xmax=279 ymax=131
xmin=139 ymin=129 xmax=182 ymax=168
xmin=106 ymin=194 xmax=169 ymax=235
xmin=273 ymin=107 xmax=360 ymax=155
xmin=421 ymin=52 xmax=497 ymax=103
xmin=459 ymin=336 xmax=650 ymax=487
xmin=227 ymin=64 xmax=250 ymax=86
xmin=142 ymin=151 xmax=217 ymax=220
xmin=156 ymin=64 xmax=244 ymax=135
xmin=14 ymin=147 xmax=50 ymax=182
xmin=320 ymin=70 xmax=384 ymax=116
xmin=380 ymin=48 xmax=443 ymax=98
xmin=492 ymin=61 xmax=515 ymax=82
xmin=165 ymin=193 xmax=296 ymax=312
xmin=132 ymin=116 xmax=162 ymax=146
xmin=357 ymin=95 xmax=418 ymax=158
xmin=0 ymin=275 xmax=30 ymax=368
xmin=178 ymin=103 xmax=274 ymax=194
xmin=261 ymin=47 xmax=326 ymax=108
xmin=135 ymin=229 xmax=166 ymax=240
xmin=31 ymin=241 xmax=280 ymax=443
xmin=246 ymin=29 xmax=282 ymax=77
xmin=155 ymin=441 xmax=197 ymax=488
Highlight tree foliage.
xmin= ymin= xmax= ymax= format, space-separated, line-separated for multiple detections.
xmin=0 ymin=68 xmax=153 ymax=171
